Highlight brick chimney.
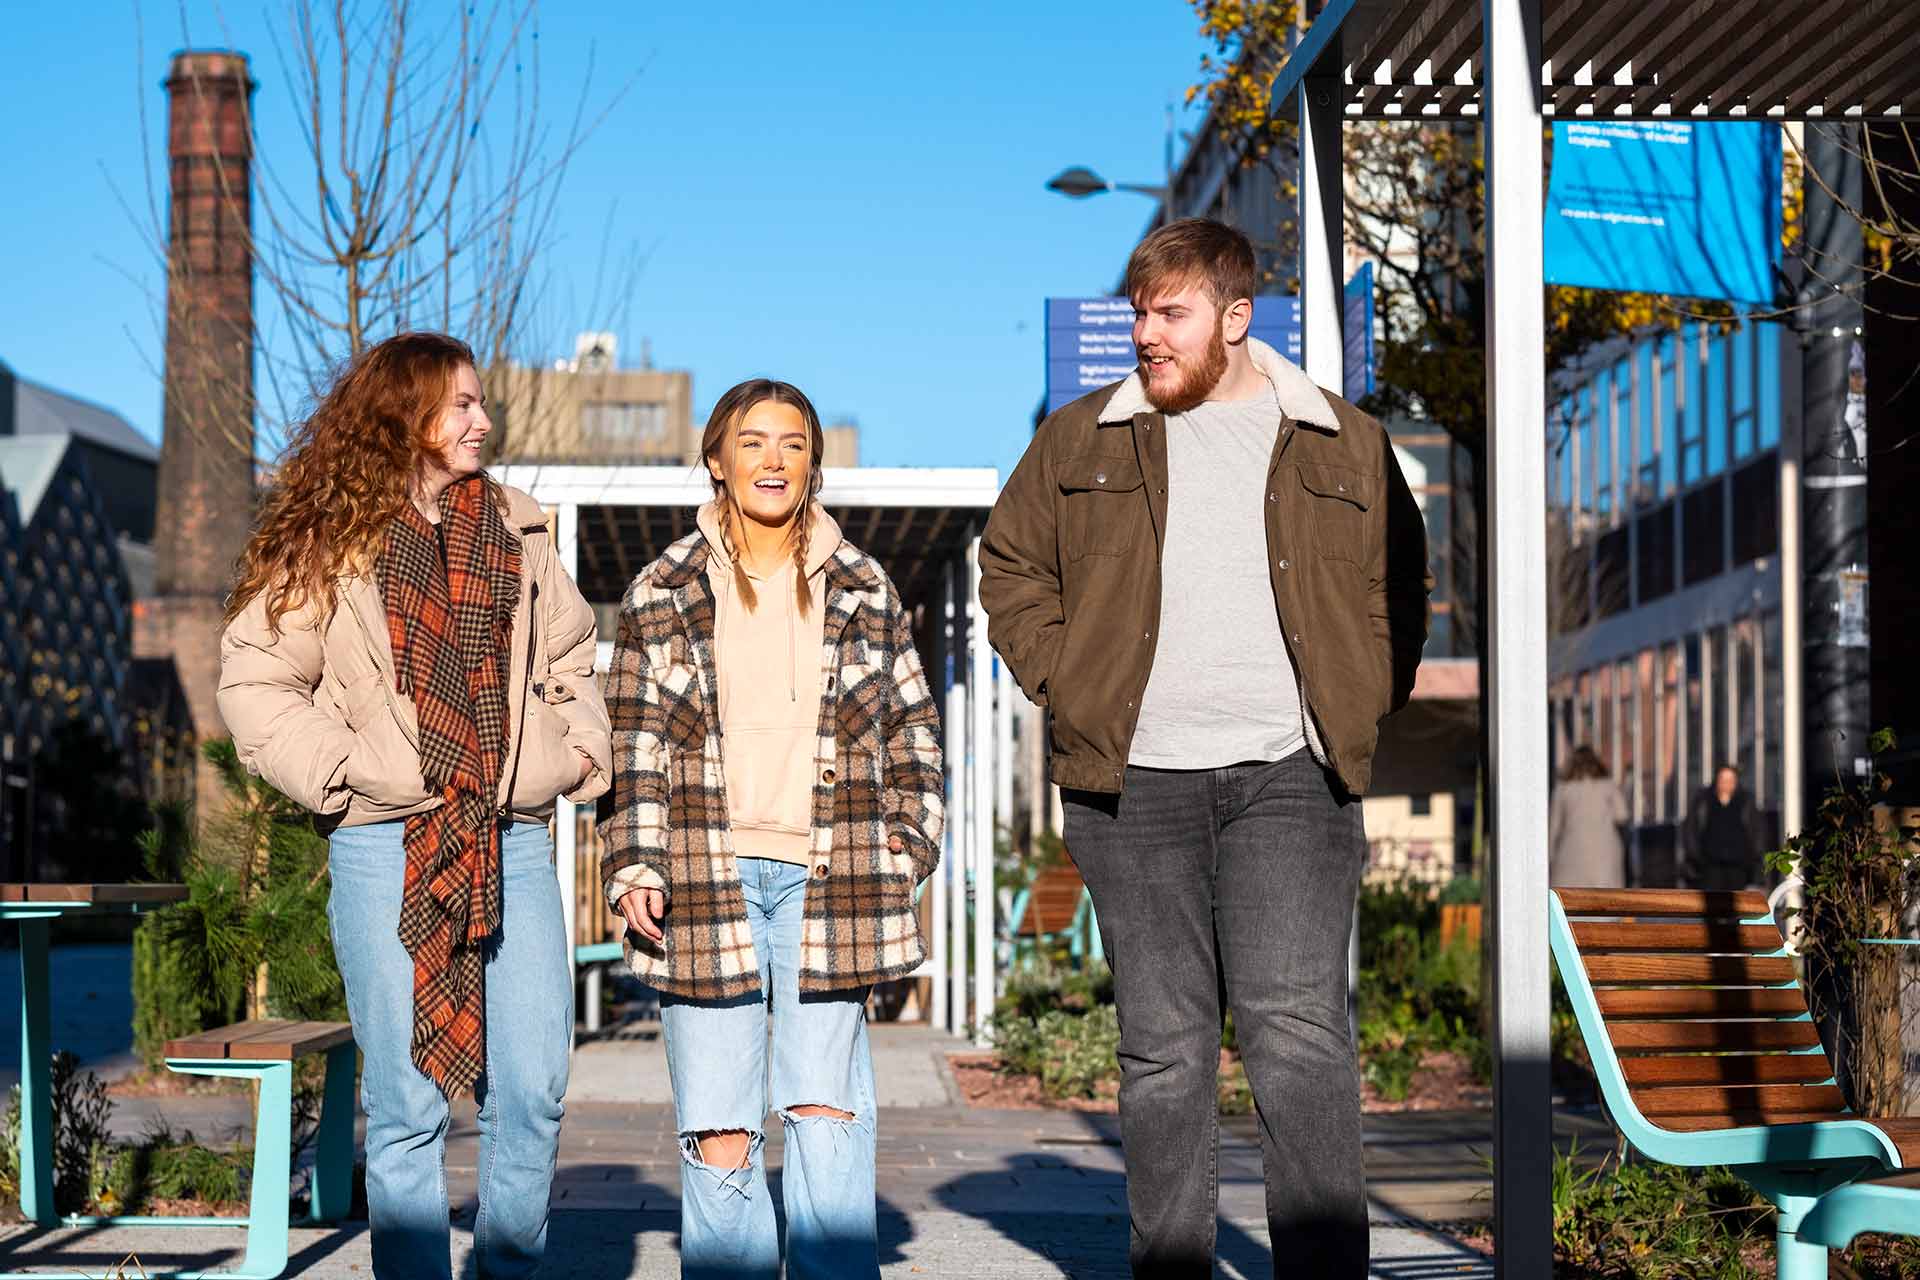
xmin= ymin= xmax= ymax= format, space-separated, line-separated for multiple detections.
xmin=134 ymin=50 xmax=257 ymax=821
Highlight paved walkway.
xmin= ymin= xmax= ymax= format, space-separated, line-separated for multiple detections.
xmin=0 ymin=997 xmax=1593 ymax=1275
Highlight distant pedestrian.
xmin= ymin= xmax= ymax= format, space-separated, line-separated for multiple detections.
xmin=218 ymin=331 xmax=611 ymax=1279
xmin=980 ymin=218 xmax=1431 ymax=1278
xmin=1549 ymin=745 xmax=1629 ymax=887
xmin=1682 ymin=763 xmax=1764 ymax=891
xmin=599 ymin=378 xmax=944 ymax=1279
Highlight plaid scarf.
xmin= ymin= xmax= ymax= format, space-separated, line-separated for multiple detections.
xmin=377 ymin=474 xmax=521 ymax=1097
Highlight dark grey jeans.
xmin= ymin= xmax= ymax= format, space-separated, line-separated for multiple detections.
xmin=1064 ymin=752 xmax=1368 ymax=1278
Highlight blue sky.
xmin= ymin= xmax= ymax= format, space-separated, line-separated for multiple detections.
xmin=0 ymin=3 xmax=1216 ymax=483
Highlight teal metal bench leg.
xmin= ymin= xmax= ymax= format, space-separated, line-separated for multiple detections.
xmin=15 ymin=917 xmax=55 ymax=1226
xmin=308 ymin=1043 xmax=356 ymax=1223
xmin=1800 ymin=1177 xmax=1920 ymax=1251
xmin=1746 ymin=1165 xmax=1874 ymax=1280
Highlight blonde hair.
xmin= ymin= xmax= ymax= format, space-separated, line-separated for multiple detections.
xmin=701 ymin=379 xmax=825 ymax=613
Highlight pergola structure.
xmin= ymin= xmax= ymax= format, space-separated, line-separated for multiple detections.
xmin=491 ymin=463 xmax=1010 ymax=1045
xmin=1268 ymin=0 xmax=1920 ymax=1270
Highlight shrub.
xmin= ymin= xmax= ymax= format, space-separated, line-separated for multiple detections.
xmin=991 ymin=1005 xmax=1122 ymax=1100
xmin=0 ymin=1052 xmax=116 ymax=1215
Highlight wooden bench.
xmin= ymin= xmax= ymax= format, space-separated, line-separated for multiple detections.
xmin=148 ymin=1019 xmax=358 ymax=1279
xmin=1007 ymin=861 xmax=1102 ymax=970
xmin=1550 ymin=887 xmax=1920 ymax=1280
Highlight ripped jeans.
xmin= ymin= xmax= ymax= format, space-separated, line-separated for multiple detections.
xmin=659 ymin=857 xmax=878 ymax=1280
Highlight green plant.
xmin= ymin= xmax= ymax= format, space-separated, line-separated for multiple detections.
xmin=990 ymin=1005 xmax=1122 ymax=1100
xmin=133 ymin=739 xmax=346 ymax=1066
xmin=1549 ymin=1143 xmax=1766 ymax=1279
xmin=98 ymin=1124 xmax=249 ymax=1215
xmin=1767 ymin=728 xmax=1920 ymax=1116
xmin=1437 ymin=873 xmax=1482 ymax=906
xmin=0 ymin=1052 xmax=116 ymax=1215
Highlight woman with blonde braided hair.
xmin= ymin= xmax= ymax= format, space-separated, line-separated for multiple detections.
xmin=601 ymin=378 xmax=944 ymax=1278
xmin=216 ymin=331 xmax=610 ymax=1280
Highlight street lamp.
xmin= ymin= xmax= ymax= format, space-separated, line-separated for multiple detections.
xmin=1045 ymin=106 xmax=1178 ymax=224
xmin=1044 ymin=165 xmax=1170 ymax=223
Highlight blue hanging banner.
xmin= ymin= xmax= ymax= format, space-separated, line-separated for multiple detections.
xmin=1342 ymin=262 xmax=1375 ymax=401
xmin=1544 ymin=120 xmax=1782 ymax=305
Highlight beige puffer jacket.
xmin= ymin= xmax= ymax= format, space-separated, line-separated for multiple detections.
xmin=217 ymin=483 xmax=612 ymax=826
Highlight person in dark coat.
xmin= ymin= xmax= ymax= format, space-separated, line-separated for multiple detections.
xmin=1682 ymin=764 xmax=1764 ymax=891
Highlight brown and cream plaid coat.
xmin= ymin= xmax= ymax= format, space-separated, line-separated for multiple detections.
xmin=598 ymin=531 xmax=944 ymax=999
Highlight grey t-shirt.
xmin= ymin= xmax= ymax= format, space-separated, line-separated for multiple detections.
xmin=1128 ymin=384 xmax=1307 ymax=769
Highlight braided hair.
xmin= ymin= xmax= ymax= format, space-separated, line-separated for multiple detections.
xmin=701 ymin=379 xmax=827 ymax=614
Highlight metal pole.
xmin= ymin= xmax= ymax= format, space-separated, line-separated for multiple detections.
xmin=970 ymin=538 xmax=996 ymax=1044
xmin=1483 ymin=0 xmax=1553 ymax=1273
xmin=555 ymin=502 xmax=580 ymax=1040
xmin=1297 ymin=77 xmax=1344 ymax=391
xmin=931 ymin=564 xmax=954 ymax=1032
xmin=947 ymin=557 xmax=970 ymax=1036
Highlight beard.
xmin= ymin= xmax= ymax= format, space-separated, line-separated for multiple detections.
xmin=1140 ymin=315 xmax=1230 ymax=414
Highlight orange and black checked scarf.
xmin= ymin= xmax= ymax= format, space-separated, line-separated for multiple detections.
xmin=377 ymin=475 xmax=521 ymax=1097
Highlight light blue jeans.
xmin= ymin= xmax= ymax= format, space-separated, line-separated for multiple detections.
xmin=660 ymin=857 xmax=878 ymax=1280
xmin=328 ymin=819 xmax=572 ymax=1280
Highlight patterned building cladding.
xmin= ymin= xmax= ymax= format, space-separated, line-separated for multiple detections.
xmin=0 ymin=438 xmax=133 ymax=755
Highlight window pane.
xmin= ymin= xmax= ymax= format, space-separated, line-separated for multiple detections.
xmin=1655 ymin=337 xmax=1679 ymax=497
xmin=1735 ymin=618 xmax=1758 ymax=790
xmin=1617 ymin=659 xmax=1638 ymax=815
xmin=1685 ymin=633 xmax=1704 ymax=808
xmin=1597 ymin=665 xmax=1615 ymax=768
xmin=1732 ymin=324 xmax=1756 ymax=461
xmin=1762 ymin=611 xmax=1783 ymax=845
xmin=1708 ymin=625 xmax=1729 ymax=780
xmin=1592 ymin=383 xmax=1611 ymax=518
xmin=1638 ymin=649 xmax=1657 ymax=826
xmin=1659 ymin=643 xmax=1682 ymax=820
xmin=1705 ymin=331 xmax=1729 ymax=478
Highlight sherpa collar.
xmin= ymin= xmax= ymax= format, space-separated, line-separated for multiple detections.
xmin=1096 ymin=335 xmax=1341 ymax=431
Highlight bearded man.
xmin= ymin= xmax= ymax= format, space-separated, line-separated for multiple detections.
xmin=980 ymin=218 xmax=1432 ymax=1278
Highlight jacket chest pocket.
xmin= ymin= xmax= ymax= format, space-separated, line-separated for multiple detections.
xmin=1294 ymin=462 xmax=1375 ymax=564
xmin=834 ymin=661 xmax=885 ymax=746
xmin=655 ymin=662 xmax=708 ymax=750
xmin=1058 ymin=454 xmax=1145 ymax=560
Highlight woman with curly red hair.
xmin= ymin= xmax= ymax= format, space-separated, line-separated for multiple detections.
xmin=217 ymin=331 xmax=610 ymax=1280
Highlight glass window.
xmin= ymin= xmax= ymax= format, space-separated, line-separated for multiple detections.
xmin=1735 ymin=618 xmax=1758 ymax=791
xmin=1636 ymin=345 xmax=1658 ymax=500
xmin=1659 ymin=644 xmax=1682 ymax=821
xmin=1705 ymin=331 xmax=1730 ymax=478
xmin=1637 ymin=649 xmax=1657 ymax=825
xmin=1708 ymin=625 xmax=1729 ymax=781
xmin=1597 ymin=665 xmax=1615 ymax=769
xmin=1575 ymin=393 xmax=1594 ymax=519
xmin=1657 ymin=333 xmax=1680 ymax=496
xmin=1685 ymin=632 xmax=1704 ymax=808
xmin=1617 ymin=659 xmax=1638 ymax=804
xmin=1731 ymin=324 xmax=1757 ymax=461
xmin=1616 ymin=359 xmax=1637 ymax=505
xmin=1577 ymin=670 xmax=1594 ymax=749
xmin=1678 ymin=328 xmax=1706 ymax=486
xmin=1757 ymin=325 xmax=1783 ymax=449
xmin=1592 ymin=382 xmax=1612 ymax=518
xmin=1762 ymin=610 xmax=1783 ymax=841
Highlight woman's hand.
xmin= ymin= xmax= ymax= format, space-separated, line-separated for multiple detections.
xmin=575 ymin=750 xmax=595 ymax=788
xmin=617 ymin=887 xmax=666 ymax=944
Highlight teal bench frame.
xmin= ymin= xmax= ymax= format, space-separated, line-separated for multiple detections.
xmin=1549 ymin=888 xmax=1913 ymax=1280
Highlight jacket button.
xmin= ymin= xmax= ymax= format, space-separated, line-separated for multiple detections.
xmin=1338 ymin=482 xmax=1348 ymax=492
xmin=812 ymin=863 xmax=830 ymax=879
xmin=822 ymin=768 xmax=837 ymax=784
xmin=1268 ymin=492 xmax=1276 ymax=501
xmin=1279 ymin=559 xmax=1290 ymax=570
xmin=1095 ymin=471 xmax=1107 ymax=485
xmin=1293 ymin=634 xmax=1304 ymax=644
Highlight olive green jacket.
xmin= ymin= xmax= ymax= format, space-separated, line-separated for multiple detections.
xmin=979 ymin=338 xmax=1432 ymax=798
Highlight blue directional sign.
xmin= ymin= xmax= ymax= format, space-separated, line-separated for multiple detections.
xmin=1545 ymin=120 xmax=1782 ymax=305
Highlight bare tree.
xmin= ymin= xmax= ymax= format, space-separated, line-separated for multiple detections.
xmin=128 ymin=0 xmax=634 ymax=461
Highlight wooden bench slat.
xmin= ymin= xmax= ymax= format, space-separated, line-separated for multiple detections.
xmin=1595 ymin=988 xmax=1811 ymax=1019
xmin=1609 ymin=1020 xmax=1823 ymax=1054
xmin=1655 ymin=1111 xmax=1858 ymax=1133
xmin=1583 ymin=954 xmax=1797 ymax=985
xmin=1570 ymin=922 xmax=1784 ymax=954
xmin=1634 ymin=1083 xmax=1849 ymax=1117
xmin=229 ymin=1022 xmax=356 ymax=1060
xmin=165 ymin=1019 xmax=353 ymax=1062
xmin=1620 ymin=1055 xmax=1837 ymax=1088
xmin=1556 ymin=888 xmax=1771 ymax=918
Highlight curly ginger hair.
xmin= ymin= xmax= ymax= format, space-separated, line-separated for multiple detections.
xmin=224 ymin=331 xmax=480 ymax=631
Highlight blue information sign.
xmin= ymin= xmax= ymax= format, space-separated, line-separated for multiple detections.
xmin=1544 ymin=120 xmax=1782 ymax=305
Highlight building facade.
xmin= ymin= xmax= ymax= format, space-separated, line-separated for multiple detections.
xmin=1546 ymin=320 xmax=1790 ymax=884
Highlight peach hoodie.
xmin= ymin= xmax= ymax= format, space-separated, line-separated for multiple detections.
xmin=696 ymin=499 xmax=842 ymax=866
